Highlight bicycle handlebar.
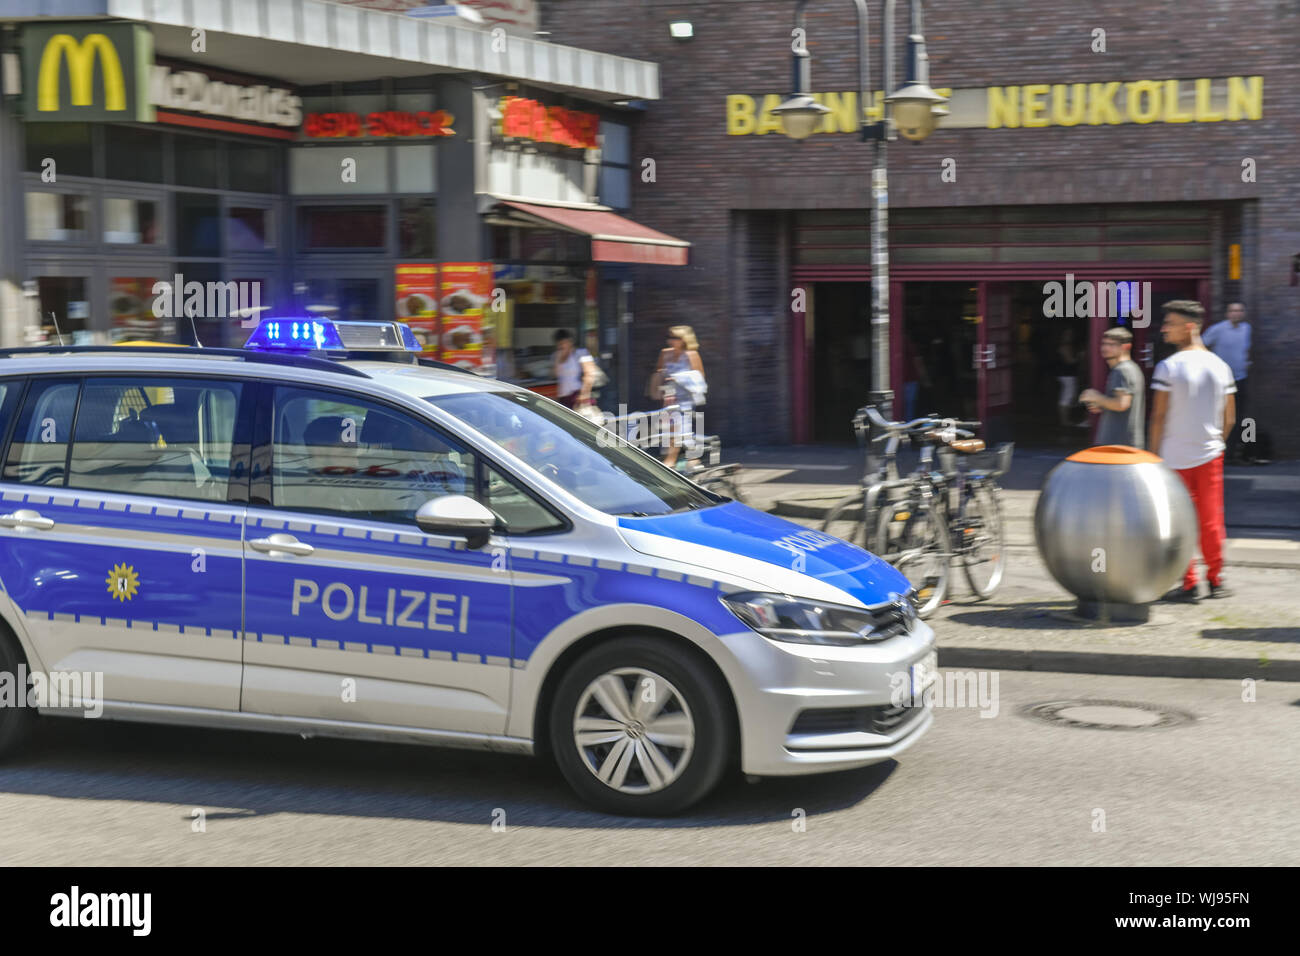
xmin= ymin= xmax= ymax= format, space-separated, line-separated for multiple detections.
xmin=854 ymin=406 xmax=983 ymax=443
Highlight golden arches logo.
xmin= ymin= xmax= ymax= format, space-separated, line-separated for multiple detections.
xmin=37 ymin=33 xmax=126 ymax=113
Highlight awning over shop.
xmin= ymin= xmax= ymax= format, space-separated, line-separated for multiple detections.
xmin=497 ymin=200 xmax=690 ymax=266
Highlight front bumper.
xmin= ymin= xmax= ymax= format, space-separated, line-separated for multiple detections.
xmin=718 ymin=621 xmax=937 ymax=776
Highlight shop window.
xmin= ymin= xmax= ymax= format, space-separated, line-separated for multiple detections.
xmin=172 ymin=134 xmax=223 ymax=188
xmin=299 ymin=277 xmax=381 ymax=323
xmin=26 ymin=191 xmax=89 ymax=241
xmin=1115 ymin=244 xmax=1211 ymax=261
xmin=164 ymin=263 xmax=223 ymax=346
xmin=491 ymin=225 xmax=518 ymax=260
xmin=228 ymin=142 xmax=279 ymax=193
xmin=290 ymin=145 xmax=389 ymax=194
xmin=999 ymin=205 xmax=1102 ymax=223
xmin=1104 ymin=204 xmax=1208 ymax=221
xmin=398 ymin=198 xmax=436 ymax=257
xmin=1002 ymin=226 xmax=1103 ymax=243
xmin=298 ymin=205 xmax=387 ymax=250
xmin=797 ymin=227 xmax=871 ymax=245
xmin=891 ymin=246 xmax=997 ymax=264
xmin=24 ymin=123 xmax=93 ymax=178
xmin=394 ymin=143 xmax=436 ymax=194
xmin=996 ymin=246 xmax=1101 ymax=262
xmin=892 ymin=207 xmax=993 ymax=226
xmin=33 ymin=277 xmax=90 ymax=343
xmin=1106 ymin=223 xmax=1210 ymax=243
xmin=394 ymin=90 xmax=436 ymax=113
xmin=104 ymin=126 xmax=165 ymax=183
xmin=104 ymin=197 xmax=160 ymax=245
xmin=174 ymin=193 xmax=223 ymax=257
xmin=228 ymin=206 xmax=276 ymax=252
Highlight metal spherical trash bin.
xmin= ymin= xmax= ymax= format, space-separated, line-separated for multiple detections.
xmin=1034 ymin=445 xmax=1197 ymax=622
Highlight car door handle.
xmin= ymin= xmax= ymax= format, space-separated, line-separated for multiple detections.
xmin=248 ymin=533 xmax=314 ymax=557
xmin=0 ymin=509 xmax=54 ymax=531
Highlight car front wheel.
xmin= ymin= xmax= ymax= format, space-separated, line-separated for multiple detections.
xmin=549 ymin=636 xmax=732 ymax=816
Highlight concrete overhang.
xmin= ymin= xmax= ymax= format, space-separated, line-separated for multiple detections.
xmin=0 ymin=0 xmax=659 ymax=101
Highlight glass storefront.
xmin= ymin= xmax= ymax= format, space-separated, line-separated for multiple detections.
xmin=21 ymin=121 xmax=285 ymax=347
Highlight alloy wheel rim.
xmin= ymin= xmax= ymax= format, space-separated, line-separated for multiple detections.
xmin=573 ymin=668 xmax=695 ymax=794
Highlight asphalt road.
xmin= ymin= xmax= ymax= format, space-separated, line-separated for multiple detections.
xmin=1 ymin=670 xmax=1295 ymax=866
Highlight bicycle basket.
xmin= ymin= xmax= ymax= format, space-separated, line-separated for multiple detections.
xmin=965 ymin=441 xmax=1015 ymax=477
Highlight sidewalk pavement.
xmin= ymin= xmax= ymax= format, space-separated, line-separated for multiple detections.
xmin=729 ymin=444 xmax=1300 ymax=681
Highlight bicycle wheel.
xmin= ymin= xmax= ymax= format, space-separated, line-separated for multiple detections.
xmin=822 ymin=491 xmax=870 ymax=550
xmin=875 ymin=498 xmax=950 ymax=618
xmin=959 ymin=481 xmax=1006 ymax=600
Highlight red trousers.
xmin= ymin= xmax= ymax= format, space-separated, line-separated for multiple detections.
xmin=1174 ymin=454 xmax=1226 ymax=588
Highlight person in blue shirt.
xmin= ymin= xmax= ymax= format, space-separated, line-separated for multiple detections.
xmin=1201 ymin=302 xmax=1254 ymax=462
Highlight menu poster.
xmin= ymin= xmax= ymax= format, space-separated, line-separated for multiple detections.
xmin=395 ymin=264 xmax=439 ymax=355
xmin=110 ymin=276 xmax=166 ymax=342
xmin=438 ymin=262 xmax=493 ymax=370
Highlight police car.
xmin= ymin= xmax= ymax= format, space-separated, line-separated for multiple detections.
xmin=0 ymin=318 xmax=936 ymax=814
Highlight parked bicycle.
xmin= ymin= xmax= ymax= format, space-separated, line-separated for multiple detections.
xmin=822 ymin=406 xmax=1013 ymax=618
xmin=595 ymin=403 xmax=746 ymax=503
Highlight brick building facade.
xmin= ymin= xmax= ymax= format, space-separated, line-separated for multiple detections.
xmin=542 ymin=0 xmax=1299 ymax=453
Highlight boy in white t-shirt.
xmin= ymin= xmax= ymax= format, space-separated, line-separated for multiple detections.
xmin=1148 ymin=300 xmax=1237 ymax=602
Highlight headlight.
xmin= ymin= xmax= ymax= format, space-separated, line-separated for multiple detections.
xmin=720 ymin=591 xmax=915 ymax=646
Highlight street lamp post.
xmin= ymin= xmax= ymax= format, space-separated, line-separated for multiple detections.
xmin=773 ymin=0 xmax=945 ymax=418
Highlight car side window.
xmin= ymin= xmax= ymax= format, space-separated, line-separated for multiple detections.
xmin=65 ymin=377 xmax=242 ymax=502
xmin=272 ymin=386 xmax=474 ymax=524
xmin=3 ymin=378 xmax=79 ymax=486
xmin=483 ymin=466 xmax=565 ymax=535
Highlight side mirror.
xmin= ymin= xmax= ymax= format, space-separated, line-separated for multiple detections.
xmin=415 ymin=495 xmax=496 ymax=550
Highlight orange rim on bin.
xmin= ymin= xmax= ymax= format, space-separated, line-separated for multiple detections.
xmin=1066 ymin=445 xmax=1163 ymax=465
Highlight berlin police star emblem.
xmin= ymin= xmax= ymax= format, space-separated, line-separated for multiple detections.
xmin=106 ymin=563 xmax=140 ymax=602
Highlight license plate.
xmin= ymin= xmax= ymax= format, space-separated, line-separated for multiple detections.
xmin=911 ymin=650 xmax=939 ymax=699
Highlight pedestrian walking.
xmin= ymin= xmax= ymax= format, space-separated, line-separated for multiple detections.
xmin=1080 ymin=327 xmax=1146 ymax=448
xmin=1201 ymin=301 xmax=1254 ymax=462
xmin=1052 ymin=328 xmax=1086 ymax=430
xmin=583 ymin=329 xmax=611 ymax=408
xmin=651 ymin=325 xmax=705 ymax=470
xmin=1148 ymin=300 xmax=1237 ymax=602
xmin=553 ymin=328 xmax=596 ymax=410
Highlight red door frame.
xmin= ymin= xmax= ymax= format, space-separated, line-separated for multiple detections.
xmin=791 ymin=283 xmax=812 ymax=443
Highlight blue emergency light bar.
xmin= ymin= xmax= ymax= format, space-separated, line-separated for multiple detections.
xmin=244 ymin=317 xmax=420 ymax=353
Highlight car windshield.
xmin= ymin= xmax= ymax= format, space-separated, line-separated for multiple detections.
xmin=426 ymin=390 xmax=719 ymax=516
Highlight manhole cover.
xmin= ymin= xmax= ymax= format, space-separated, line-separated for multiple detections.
xmin=1022 ymin=699 xmax=1195 ymax=730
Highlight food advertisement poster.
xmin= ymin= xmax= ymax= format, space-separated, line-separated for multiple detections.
xmin=438 ymin=262 xmax=493 ymax=370
xmin=394 ymin=264 xmax=438 ymax=354
xmin=111 ymin=276 xmax=164 ymax=341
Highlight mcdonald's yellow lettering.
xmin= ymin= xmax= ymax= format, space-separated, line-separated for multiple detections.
xmin=37 ymin=33 xmax=126 ymax=113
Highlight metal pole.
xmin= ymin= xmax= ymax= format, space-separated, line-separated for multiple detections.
xmin=867 ymin=0 xmax=896 ymax=416
xmin=793 ymin=0 xmax=812 ymax=96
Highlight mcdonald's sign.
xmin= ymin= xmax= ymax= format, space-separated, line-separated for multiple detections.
xmin=22 ymin=23 xmax=154 ymax=122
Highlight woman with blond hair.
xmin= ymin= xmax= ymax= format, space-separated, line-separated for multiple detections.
xmin=651 ymin=325 xmax=706 ymax=469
